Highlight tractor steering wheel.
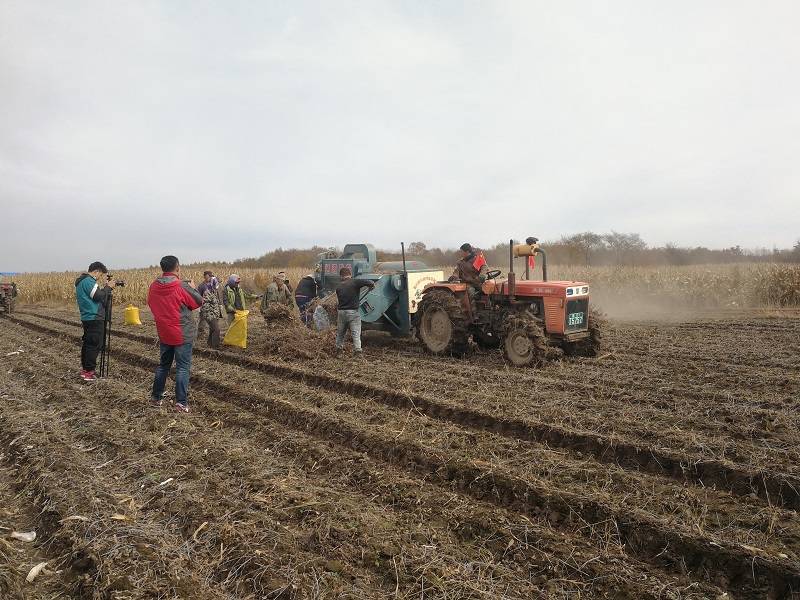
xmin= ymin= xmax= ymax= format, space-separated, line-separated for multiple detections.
xmin=486 ymin=269 xmax=502 ymax=280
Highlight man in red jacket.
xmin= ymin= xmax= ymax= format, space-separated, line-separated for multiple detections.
xmin=147 ymin=255 xmax=203 ymax=413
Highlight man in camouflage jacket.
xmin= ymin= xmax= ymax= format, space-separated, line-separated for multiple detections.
xmin=197 ymin=271 xmax=223 ymax=348
xmin=261 ymin=272 xmax=294 ymax=319
xmin=450 ymin=243 xmax=489 ymax=289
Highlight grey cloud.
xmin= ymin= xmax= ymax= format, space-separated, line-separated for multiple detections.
xmin=1 ymin=1 xmax=799 ymax=271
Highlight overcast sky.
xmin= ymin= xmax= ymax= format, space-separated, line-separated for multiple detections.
xmin=2 ymin=1 xmax=799 ymax=271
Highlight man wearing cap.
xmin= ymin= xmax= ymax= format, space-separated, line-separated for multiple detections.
xmin=294 ymin=273 xmax=318 ymax=326
xmin=223 ymin=274 xmax=259 ymax=325
xmin=335 ymin=267 xmax=375 ymax=355
xmin=196 ymin=271 xmax=223 ymax=348
xmin=449 ymin=243 xmax=489 ymax=289
xmin=260 ymin=271 xmax=294 ymax=318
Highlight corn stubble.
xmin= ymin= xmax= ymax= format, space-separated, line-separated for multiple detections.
xmin=11 ymin=264 xmax=799 ymax=310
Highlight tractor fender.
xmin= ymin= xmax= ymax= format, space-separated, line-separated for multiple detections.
xmin=421 ymin=282 xmax=468 ymax=294
xmin=420 ymin=283 xmax=472 ymax=322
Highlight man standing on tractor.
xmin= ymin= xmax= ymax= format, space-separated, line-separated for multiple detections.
xmin=450 ymin=243 xmax=488 ymax=290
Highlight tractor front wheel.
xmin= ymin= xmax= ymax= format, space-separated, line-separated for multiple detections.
xmin=563 ymin=308 xmax=605 ymax=357
xmin=503 ymin=313 xmax=547 ymax=367
xmin=416 ymin=290 xmax=469 ymax=356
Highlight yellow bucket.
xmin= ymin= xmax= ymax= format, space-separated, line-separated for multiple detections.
xmin=124 ymin=304 xmax=142 ymax=326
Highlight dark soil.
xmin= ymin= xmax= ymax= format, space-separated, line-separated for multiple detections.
xmin=2 ymin=305 xmax=799 ymax=599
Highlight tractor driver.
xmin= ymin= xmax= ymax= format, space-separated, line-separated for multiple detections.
xmin=449 ymin=243 xmax=488 ymax=293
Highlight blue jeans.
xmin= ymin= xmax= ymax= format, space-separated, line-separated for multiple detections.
xmin=295 ymin=296 xmax=312 ymax=326
xmin=152 ymin=342 xmax=193 ymax=406
xmin=336 ymin=309 xmax=362 ymax=351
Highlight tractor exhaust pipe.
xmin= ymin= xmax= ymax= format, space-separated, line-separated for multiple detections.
xmin=538 ymin=248 xmax=548 ymax=282
xmin=508 ymin=239 xmax=516 ymax=299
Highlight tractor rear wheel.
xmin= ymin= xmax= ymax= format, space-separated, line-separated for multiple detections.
xmin=416 ymin=289 xmax=469 ymax=356
xmin=503 ymin=312 xmax=548 ymax=367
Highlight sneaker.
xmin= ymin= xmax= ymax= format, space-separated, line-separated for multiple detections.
xmin=150 ymin=396 xmax=163 ymax=407
xmin=174 ymin=402 xmax=190 ymax=414
xmin=81 ymin=370 xmax=97 ymax=381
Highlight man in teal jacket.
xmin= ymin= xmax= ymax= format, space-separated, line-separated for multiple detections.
xmin=75 ymin=261 xmax=115 ymax=381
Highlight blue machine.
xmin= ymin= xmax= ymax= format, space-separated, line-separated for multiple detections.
xmin=316 ymin=244 xmax=444 ymax=336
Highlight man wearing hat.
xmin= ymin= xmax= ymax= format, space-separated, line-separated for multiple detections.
xmin=294 ymin=273 xmax=318 ymax=326
xmin=196 ymin=271 xmax=223 ymax=348
xmin=449 ymin=243 xmax=489 ymax=289
xmin=260 ymin=271 xmax=294 ymax=318
xmin=223 ymin=274 xmax=260 ymax=324
xmin=335 ymin=266 xmax=375 ymax=355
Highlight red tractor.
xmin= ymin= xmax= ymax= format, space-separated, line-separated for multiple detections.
xmin=415 ymin=240 xmax=602 ymax=366
xmin=0 ymin=281 xmax=18 ymax=314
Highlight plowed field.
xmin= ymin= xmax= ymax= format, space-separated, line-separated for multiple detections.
xmin=1 ymin=306 xmax=798 ymax=599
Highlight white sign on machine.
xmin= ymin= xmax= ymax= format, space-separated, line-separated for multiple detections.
xmin=407 ymin=270 xmax=444 ymax=313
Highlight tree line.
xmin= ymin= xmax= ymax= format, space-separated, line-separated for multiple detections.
xmin=221 ymin=234 xmax=800 ymax=269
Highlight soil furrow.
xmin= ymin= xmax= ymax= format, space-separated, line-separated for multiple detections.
xmin=5 ymin=314 xmax=798 ymax=598
xmin=0 ymin=399 xmax=233 ymax=599
xmin=0 ymin=337 xmax=405 ymax=598
xmin=17 ymin=310 xmax=800 ymax=511
xmin=1 ymin=317 xmax=722 ymax=599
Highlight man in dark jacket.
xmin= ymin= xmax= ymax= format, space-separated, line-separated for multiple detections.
xmin=334 ymin=267 xmax=375 ymax=355
xmin=294 ymin=274 xmax=318 ymax=326
xmin=449 ymin=243 xmax=488 ymax=288
xmin=75 ymin=261 xmax=115 ymax=381
xmin=147 ymin=255 xmax=203 ymax=413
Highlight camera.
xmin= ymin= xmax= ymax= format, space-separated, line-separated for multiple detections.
xmin=107 ymin=274 xmax=126 ymax=288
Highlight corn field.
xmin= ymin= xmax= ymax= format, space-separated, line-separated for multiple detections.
xmin=5 ymin=267 xmax=310 ymax=306
xmin=4 ymin=263 xmax=799 ymax=309
xmin=545 ymin=263 xmax=800 ymax=308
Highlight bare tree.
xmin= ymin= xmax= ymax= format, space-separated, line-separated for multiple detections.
xmin=561 ymin=232 xmax=605 ymax=265
xmin=603 ymin=232 xmax=647 ymax=265
xmin=407 ymin=241 xmax=427 ymax=256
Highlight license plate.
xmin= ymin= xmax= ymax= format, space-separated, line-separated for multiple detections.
xmin=568 ymin=312 xmax=584 ymax=326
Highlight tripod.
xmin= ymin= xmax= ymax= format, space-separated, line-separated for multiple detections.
xmin=98 ymin=292 xmax=113 ymax=378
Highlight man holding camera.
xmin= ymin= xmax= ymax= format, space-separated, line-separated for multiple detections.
xmin=75 ymin=261 xmax=115 ymax=381
xmin=147 ymin=256 xmax=203 ymax=413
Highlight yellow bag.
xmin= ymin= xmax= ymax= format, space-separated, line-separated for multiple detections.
xmin=123 ymin=304 xmax=142 ymax=326
xmin=223 ymin=310 xmax=249 ymax=348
